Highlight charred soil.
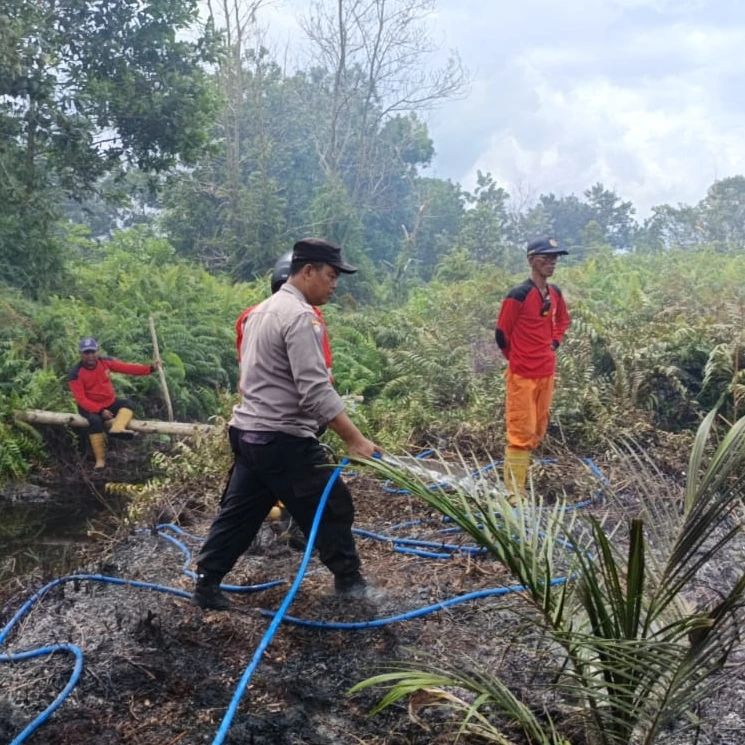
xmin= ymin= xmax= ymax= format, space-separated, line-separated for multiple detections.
xmin=2 ymin=450 xmax=744 ymax=745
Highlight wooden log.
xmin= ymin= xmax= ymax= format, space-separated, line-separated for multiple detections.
xmin=15 ymin=409 xmax=216 ymax=436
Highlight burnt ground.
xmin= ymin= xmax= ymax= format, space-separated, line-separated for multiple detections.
xmin=2 ymin=450 xmax=745 ymax=745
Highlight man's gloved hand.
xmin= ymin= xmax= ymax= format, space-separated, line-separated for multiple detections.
xmin=551 ymin=340 xmax=560 ymax=351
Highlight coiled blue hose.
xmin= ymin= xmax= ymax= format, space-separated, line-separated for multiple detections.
xmin=0 ymin=644 xmax=83 ymax=745
xmin=0 ymin=574 xmax=190 ymax=745
xmin=1 ymin=455 xmax=605 ymax=744
xmin=0 ymin=572 xmax=281 ymax=744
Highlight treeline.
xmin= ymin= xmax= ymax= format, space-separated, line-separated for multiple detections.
xmin=2 ymin=1 xmax=745 ymax=482
xmin=2 ymin=0 xmax=744 ymax=301
xmin=2 ymin=232 xmax=745 ymax=481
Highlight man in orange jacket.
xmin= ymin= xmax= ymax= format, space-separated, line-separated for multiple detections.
xmin=68 ymin=337 xmax=159 ymax=469
xmin=495 ymin=237 xmax=571 ymax=498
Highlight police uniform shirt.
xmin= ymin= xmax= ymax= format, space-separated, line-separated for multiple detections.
xmin=230 ymin=283 xmax=344 ymax=438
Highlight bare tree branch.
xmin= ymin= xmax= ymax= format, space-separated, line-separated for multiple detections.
xmin=298 ymin=0 xmax=467 ymax=220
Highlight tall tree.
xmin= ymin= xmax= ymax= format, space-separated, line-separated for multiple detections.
xmin=202 ymin=0 xmax=285 ymax=273
xmin=530 ymin=193 xmax=594 ymax=256
xmin=299 ymin=0 xmax=465 ymax=238
xmin=639 ymin=176 xmax=745 ymax=253
xmin=639 ymin=203 xmax=703 ymax=252
xmin=698 ymin=176 xmax=745 ymax=250
xmin=163 ymin=1 xmax=465 ymax=283
xmin=162 ymin=51 xmax=442 ymax=280
xmin=404 ymin=176 xmax=464 ymax=279
xmin=161 ymin=49 xmax=310 ymax=277
xmin=583 ymin=182 xmax=638 ymax=251
xmin=0 ymin=0 xmax=220 ymax=293
xmin=456 ymin=171 xmax=512 ymax=267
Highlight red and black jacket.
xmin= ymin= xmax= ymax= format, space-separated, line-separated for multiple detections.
xmin=68 ymin=358 xmax=153 ymax=413
xmin=495 ymin=279 xmax=571 ymax=378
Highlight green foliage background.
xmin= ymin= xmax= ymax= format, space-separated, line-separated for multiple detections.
xmin=2 ymin=228 xmax=744 ymax=482
xmin=1 ymin=0 xmax=744 ymax=481
xmin=0 ymin=227 xmax=262 ymax=480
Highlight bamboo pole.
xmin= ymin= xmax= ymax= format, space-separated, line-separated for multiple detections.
xmin=16 ymin=409 xmax=215 ymax=436
xmin=149 ymin=314 xmax=174 ymax=422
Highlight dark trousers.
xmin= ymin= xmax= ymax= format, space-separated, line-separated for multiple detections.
xmin=196 ymin=428 xmax=361 ymax=582
xmin=78 ymin=398 xmax=135 ymax=434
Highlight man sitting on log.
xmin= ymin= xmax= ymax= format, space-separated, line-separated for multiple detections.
xmin=67 ymin=337 xmax=159 ymax=469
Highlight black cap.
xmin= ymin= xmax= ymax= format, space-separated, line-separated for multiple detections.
xmin=527 ymin=237 xmax=568 ymax=256
xmin=292 ymin=238 xmax=357 ymax=273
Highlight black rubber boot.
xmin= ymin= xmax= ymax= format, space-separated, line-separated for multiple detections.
xmin=334 ymin=570 xmax=367 ymax=598
xmin=192 ymin=574 xmax=230 ymax=611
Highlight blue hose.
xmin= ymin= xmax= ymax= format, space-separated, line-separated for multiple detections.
xmin=151 ymin=528 xmax=285 ymax=592
xmin=0 ymin=574 xmax=194 ymax=744
xmin=581 ymin=457 xmax=610 ymax=487
xmin=1 ymin=455 xmax=607 ymax=744
xmin=260 ymin=578 xmax=568 ymax=630
xmin=155 ymin=523 xmax=206 ymax=541
xmin=0 ymin=644 xmax=84 ymax=745
xmin=353 ymin=527 xmax=486 ymax=555
xmin=393 ymin=547 xmax=454 ymax=559
xmin=0 ymin=574 xmax=193 ymax=647
xmin=0 ymin=572 xmax=280 ymax=744
xmin=210 ymin=458 xmax=348 ymax=745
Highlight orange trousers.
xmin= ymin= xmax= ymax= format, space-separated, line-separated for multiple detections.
xmin=505 ymin=369 xmax=555 ymax=451
xmin=503 ymin=370 xmax=555 ymax=497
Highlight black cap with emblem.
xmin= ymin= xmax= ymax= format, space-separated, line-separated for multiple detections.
xmin=526 ymin=237 xmax=568 ymax=256
xmin=292 ymin=238 xmax=357 ymax=273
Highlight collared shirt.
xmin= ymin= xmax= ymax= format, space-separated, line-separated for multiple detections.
xmin=235 ymin=304 xmax=333 ymax=377
xmin=230 ymin=283 xmax=344 ymax=438
xmin=495 ymin=279 xmax=571 ymax=378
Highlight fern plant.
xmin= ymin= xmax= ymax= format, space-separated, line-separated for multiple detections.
xmin=106 ymin=419 xmax=231 ymax=526
xmin=0 ymin=338 xmax=65 ymax=483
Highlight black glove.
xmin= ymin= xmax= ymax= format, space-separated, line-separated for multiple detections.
xmin=551 ymin=340 xmax=560 ymax=351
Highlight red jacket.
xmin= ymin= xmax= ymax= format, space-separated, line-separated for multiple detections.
xmin=235 ymin=305 xmax=333 ymax=376
xmin=495 ymin=279 xmax=571 ymax=378
xmin=68 ymin=357 xmax=153 ymax=413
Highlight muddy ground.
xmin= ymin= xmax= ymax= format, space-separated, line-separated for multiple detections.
xmin=2 ymin=448 xmax=745 ymax=745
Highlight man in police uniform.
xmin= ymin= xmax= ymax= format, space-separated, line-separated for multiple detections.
xmin=193 ymin=238 xmax=379 ymax=610
xmin=495 ymin=237 xmax=571 ymax=499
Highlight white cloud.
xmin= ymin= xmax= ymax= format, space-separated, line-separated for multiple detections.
xmin=219 ymin=0 xmax=745 ymax=218
xmin=424 ymin=0 xmax=745 ymax=216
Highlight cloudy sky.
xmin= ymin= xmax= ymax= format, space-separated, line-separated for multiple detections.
xmin=260 ymin=0 xmax=744 ymax=218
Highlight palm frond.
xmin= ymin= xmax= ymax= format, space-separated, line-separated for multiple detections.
xmin=356 ymin=411 xmax=745 ymax=744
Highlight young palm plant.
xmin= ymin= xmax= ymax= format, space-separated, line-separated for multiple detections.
xmin=351 ymin=409 xmax=745 ymax=744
